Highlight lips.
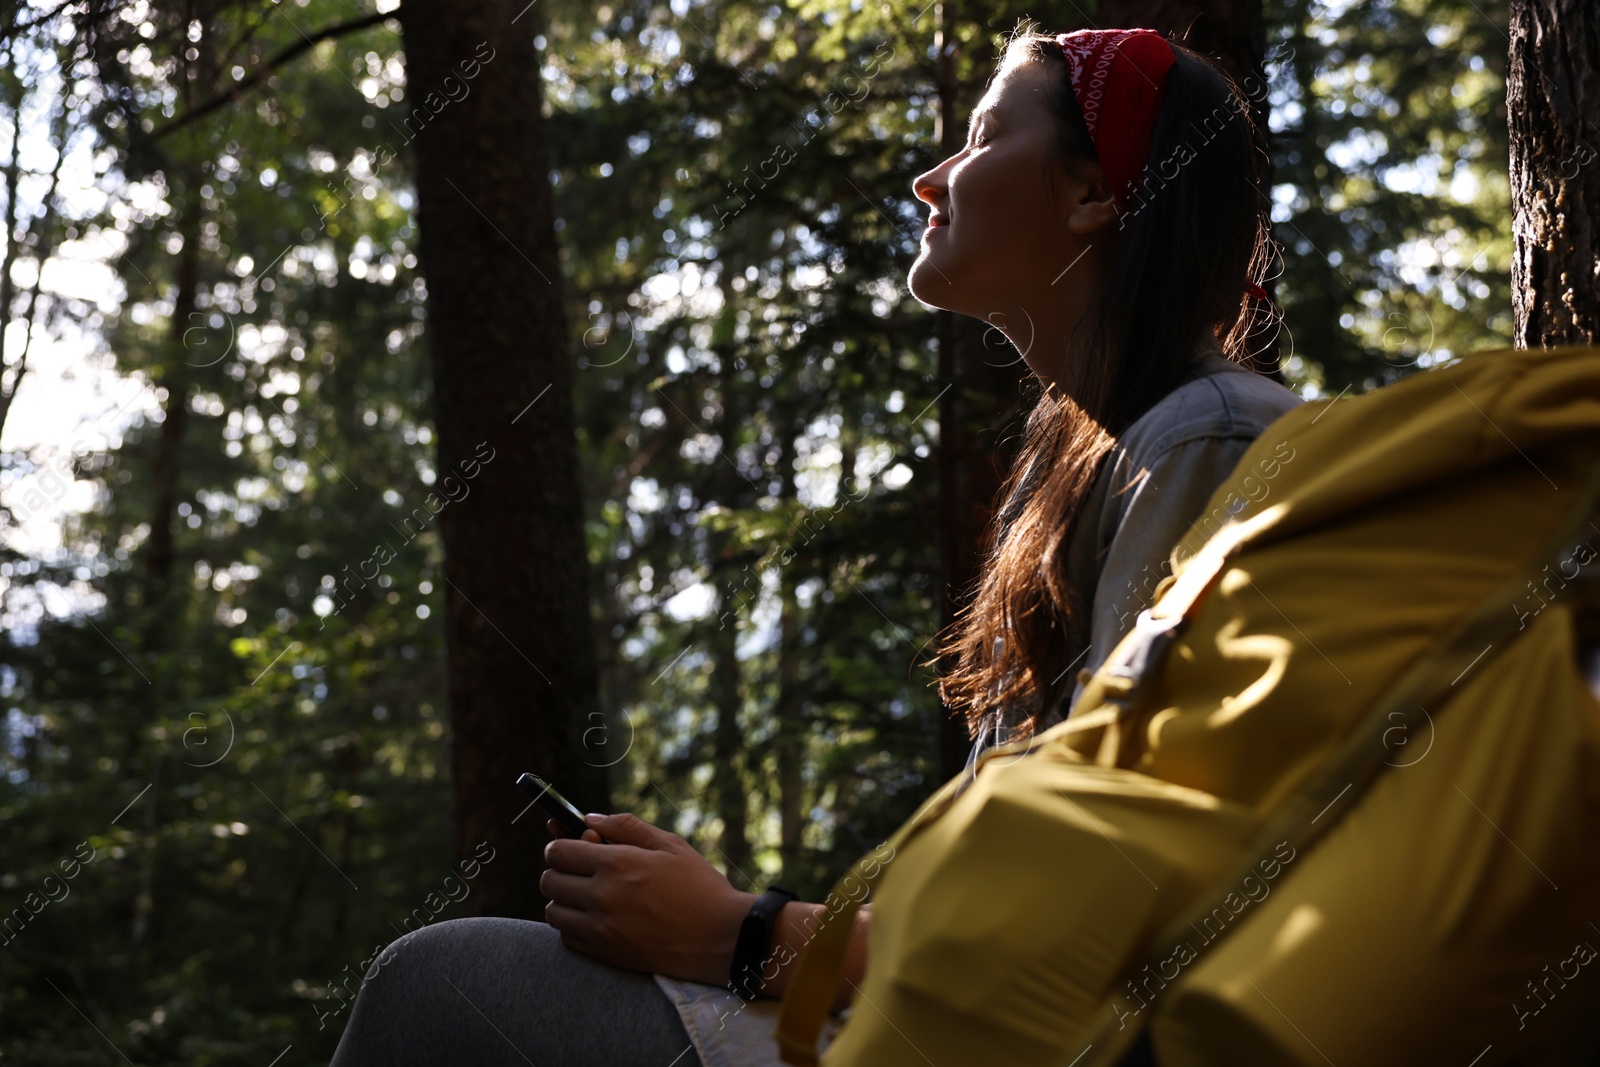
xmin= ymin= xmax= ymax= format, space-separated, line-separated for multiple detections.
xmin=927 ymin=212 xmax=950 ymax=227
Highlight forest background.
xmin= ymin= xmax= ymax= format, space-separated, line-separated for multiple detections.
xmin=0 ymin=0 xmax=1537 ymax=1062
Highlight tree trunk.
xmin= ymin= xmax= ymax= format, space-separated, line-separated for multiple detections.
xmin=400 ymin=0 xmax=605 ymax=919
xmin=708 ymin=580 xmax=753 ymax=890
xmin=774 ymin=411 xmax=804 ymax=876
xmin=707 ymin=354 xmax=754 ymax=888
xmin=934 ymin=2 xmax=1027 ymax=781
xmin=143 ymin=193 xmax=197 ymax=606
xmin=129 ymin=167 xmax=201 ymax=955
xmin=1510 ymin=0 xmax=1600 ymax=347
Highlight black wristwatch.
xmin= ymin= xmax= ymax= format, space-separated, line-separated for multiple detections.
xmin=728 ymin=886 xmax=799 ymax=1001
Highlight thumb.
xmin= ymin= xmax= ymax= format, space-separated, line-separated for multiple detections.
xmin=586 ymin=811 xmax=672 ymax=849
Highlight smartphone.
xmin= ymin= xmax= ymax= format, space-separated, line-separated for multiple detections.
xmin=516 ymin=772 xmax=592 ymax=840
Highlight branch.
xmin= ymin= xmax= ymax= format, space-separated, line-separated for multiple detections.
xmin=0 ymin=0 xmax=79 ymax=50
xmin=150 ymin=9 xmax=394 ymax=140
xmin=0 ymin=36 xmax=25 ymax=413
xmin=0 ymin=90 xmax=74 ymax=443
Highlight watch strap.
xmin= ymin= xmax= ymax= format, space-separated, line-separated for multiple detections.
xmin=728 ymin=886 xmax=799 ymax=1000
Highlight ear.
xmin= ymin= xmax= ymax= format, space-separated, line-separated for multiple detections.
xmin=1061 ymin=168 xmax=1119 ymax=236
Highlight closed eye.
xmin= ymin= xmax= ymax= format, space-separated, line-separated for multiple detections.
xmin=966 ymin=115 xmax=995 ymax=149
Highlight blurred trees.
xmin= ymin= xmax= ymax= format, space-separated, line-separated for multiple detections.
xmin=3 ymin=2 xmax=452 ymax=1059
xmin=0 ymin=0 xmax=1522 ymax=1061
xmin=1265 ymin=0 xmax=1513 ymax=387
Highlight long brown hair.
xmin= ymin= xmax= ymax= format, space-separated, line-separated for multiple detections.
xmin=934 ymin=25 xmax=1275 ymax=738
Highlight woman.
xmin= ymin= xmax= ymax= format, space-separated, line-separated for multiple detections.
xmin=328 ymin=23 xmax=1299 ymax=1067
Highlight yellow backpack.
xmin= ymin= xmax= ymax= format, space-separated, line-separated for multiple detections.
xmin=777 ymin=345 xmax=1600 ymax=1067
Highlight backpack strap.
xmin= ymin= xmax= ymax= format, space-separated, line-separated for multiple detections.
xmin=1086 ymin=505 xmax=1287 ymax=765
xmin=774 ymin=786 xmax=955 ymax=1064
xmin=772 ymin=849 xmax=874 ymax=1065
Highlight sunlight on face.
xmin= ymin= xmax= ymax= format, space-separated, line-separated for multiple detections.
xmin=908 ymin=53 xmax=1091 ymax=320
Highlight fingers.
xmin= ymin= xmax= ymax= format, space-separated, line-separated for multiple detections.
xmin=546 ymin=818 xmax=602 ymax=843
xmin=544 ymin=837 xmax=608 ymax=875
xmin=544 ymin=900 xmax=592 ymax=940
xmin=539 ymin=868 xmax=598 ymax=908
xmin=584 ymin=811 xmax=672 ymax=849
xmin=546 ymin=908 xmax=609 ymax=963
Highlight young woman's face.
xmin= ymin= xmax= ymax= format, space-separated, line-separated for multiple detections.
xmin=908 ymin=54 xmax=1109 ymax=349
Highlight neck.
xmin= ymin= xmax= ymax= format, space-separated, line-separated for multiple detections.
xmin=993 ymin=308 xmax=1226 ymax=398
xmin=986 ymin=297 xmax=1090 ymax=395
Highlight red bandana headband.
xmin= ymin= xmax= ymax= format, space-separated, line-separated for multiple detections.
xmin=1054 ymin=30 xmax=1269 ymax=302
xmin=1054 ymin=29 xmax=1176 ymax=207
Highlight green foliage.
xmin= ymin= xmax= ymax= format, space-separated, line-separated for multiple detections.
xmin=3 ymin=3 xmax=451 ymax=1062
xmin=0 ymin=0 xmax=1514 ymax=1061
xmin=1266 ymin=0 xmax=1512 ymax=391
xmin=552 ymin=0 xmax=956 ymax=887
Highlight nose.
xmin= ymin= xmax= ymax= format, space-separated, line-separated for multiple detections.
xmin=912 ymin=155 xmax=952 ymax=213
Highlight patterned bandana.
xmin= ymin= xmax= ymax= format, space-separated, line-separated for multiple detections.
xmin=1053 ymin=29 xmax=1177 ymax=208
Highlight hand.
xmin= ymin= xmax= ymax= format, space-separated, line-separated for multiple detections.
xmin=540 ymin=812 xmax=755 ymax=986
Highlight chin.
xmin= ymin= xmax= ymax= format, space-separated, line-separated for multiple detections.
xmin=907 ymin=256 xmax=960 ymax=311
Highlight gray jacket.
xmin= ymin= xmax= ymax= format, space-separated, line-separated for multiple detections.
xmin=967 ymin=353 xmax=1302 ymax=765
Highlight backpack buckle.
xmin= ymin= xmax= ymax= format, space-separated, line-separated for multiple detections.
xmin=1100 ymin=608 xmax=1188 ymax=712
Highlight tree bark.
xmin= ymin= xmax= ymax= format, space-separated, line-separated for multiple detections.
xmin=1510 ymin=0 xmax=1600 ymax=347
xmin=400 ymin=0 xmax=605 ymax=918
